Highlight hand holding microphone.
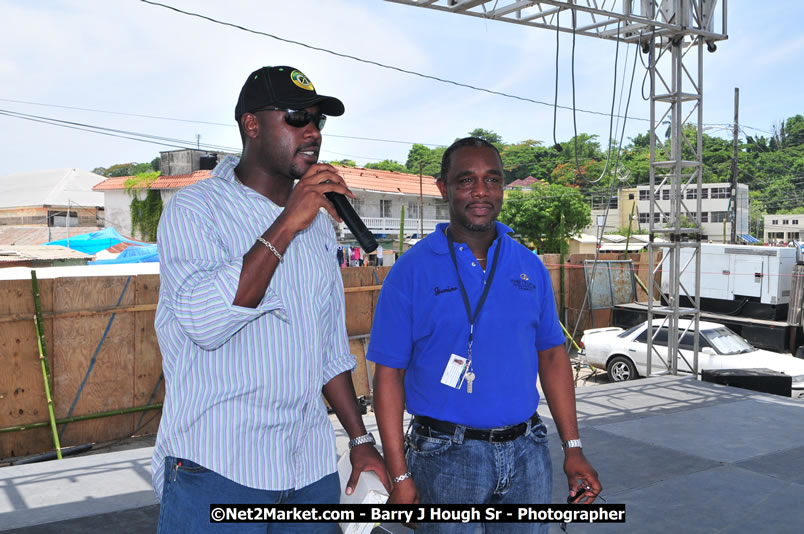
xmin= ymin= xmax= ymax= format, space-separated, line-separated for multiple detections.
xmin=325 ymin=191 xmax=378 ymax=253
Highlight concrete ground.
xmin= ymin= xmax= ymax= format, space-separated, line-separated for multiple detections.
xmin=1 ymin=373 xmax=803 ymax=533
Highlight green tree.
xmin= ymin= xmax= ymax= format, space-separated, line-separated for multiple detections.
xmin=364 ymin=159 xmax=407 ymax=173
xmin=467 ymin=128 xmax=503 ymax=145
xmin=404 ymin=144 xmax=445 ymax=178
xmin=499 ymin=183 xmax=591 ymax=253
xmin=329 ymin=159 xmax=356 ymax=167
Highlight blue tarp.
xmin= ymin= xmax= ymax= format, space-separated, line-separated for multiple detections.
xmin=738 ymin=234 xmax=760 ymax=244
xmin=89 ymin=244 xmax=159 ymax=265
xmin=43 ymin=227 xmax=150 ymax=255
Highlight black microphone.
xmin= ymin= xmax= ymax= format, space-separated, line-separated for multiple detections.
xmin=324 ymin=192 xmax=378 ymax=253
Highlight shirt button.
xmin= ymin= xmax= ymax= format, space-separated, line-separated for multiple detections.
xmin=459 ymin=247 xmax=464 ymax=251
xmin=472 ymin=262 xmax=477 ymax=267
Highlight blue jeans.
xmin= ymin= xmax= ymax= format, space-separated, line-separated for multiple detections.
xmin=406 ymin=418 xmax=552 ymax=534
xmin=157 ymin=457 xmax=340 ymax=533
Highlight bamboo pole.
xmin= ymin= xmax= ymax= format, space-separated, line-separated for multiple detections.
xmin=0 ymin=303 xmax=158 ymax=324
xmin=32 ymin=269 xmax=62 ymax=459
xmin=0 ymin=403 xmax=163 ymax=434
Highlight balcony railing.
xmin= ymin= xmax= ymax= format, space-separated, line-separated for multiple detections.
xmin=337 ymin=217 xmax=448 ymax=237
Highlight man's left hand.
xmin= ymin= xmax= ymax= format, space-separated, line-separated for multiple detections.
xmin=346 ymin=444 xmax=393 ymax=495
xmin=564 ymin=449 xmax=602 ymax=504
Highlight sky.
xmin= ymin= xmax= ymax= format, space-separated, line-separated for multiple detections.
xmin=0 ymin=0 xmax=802 ymax=178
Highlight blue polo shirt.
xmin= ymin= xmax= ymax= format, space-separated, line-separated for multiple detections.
xmin=366 ymin=222 xmax=565 ymax=428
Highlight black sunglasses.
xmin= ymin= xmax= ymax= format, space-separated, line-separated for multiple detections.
xmin=250 ymin=106 xmax=327 ymax=131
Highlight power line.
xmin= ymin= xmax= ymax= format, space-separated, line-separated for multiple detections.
xmin=0 ymin=98 xmax=447 ymax=148
xmin=139 ymin=0 xmax=650 ymax=123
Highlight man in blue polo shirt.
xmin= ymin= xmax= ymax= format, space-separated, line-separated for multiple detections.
xmin=367 ymin=137 xmax=601 ymax=532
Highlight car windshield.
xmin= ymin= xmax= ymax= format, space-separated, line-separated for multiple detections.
xmin=703 ymin=327 xmax=755 ymax=355
xmin=617 ymin=323 xmax=644 ymax=338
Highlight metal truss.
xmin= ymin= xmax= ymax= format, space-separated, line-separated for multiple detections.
xmin=386 ymin=0 xmax=729 ymax=378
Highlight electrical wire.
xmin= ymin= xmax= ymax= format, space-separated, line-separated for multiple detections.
xmin=570 ymin=14 xmax=622 ymax=184
xmin=138 ymin=0 xmax=650 ymax=123
xmin=0 ymin=98 xmax=447 ymax=148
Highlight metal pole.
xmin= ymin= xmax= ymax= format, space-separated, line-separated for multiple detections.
xmin=66 ymin=200 xmax=70 ymax=249
xmin=419 ymin=162 xmax=424 ymax=237
xmin=730 ymin=87 xmax=739 ymax=244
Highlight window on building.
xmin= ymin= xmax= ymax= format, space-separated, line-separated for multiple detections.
xmin=710 ymin=211 xmax=729 ymax=222
xmin=686 ymin=189 xmax=697 ymax=199
xmin=638 ymin=213 xmax=649 ymax=224
xmin=700 ymin=212 xmax=709 ymax=223
xmin=639 ymin=190 xmax=649 ymax=201
xmin=407 ymin=201 xmax=420 ymax=219
xmin=380 ymin=199 xmax=393 ymax=218
xmin=628 ymin=193 xmax=635 ymax=200
xmin=783 ymin=219 xmax=789 ymax=225
xmin=349 ymin=197 xmax=362 ymax=216
xmin=772 ymin=219 xmax=779 ymax=225
xmin=710 ymin=187 xmax=730 ymax=199
xmin=701 ymin=188 xmax=709 ymax=199
xmin=435 ymin=201 xmax=449 ymax=220
xmin=662 ymin=189 xmax=670 ymax=200
xmin=793 ymin=220 xmax=799 ymax=225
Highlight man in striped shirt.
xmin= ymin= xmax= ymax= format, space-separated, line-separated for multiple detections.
xmin=153 ymin=66 xmax=391 ymax=532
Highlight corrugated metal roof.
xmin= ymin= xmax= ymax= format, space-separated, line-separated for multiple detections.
xmin=92 ymin=166 xmax=442 ymax=197
xmin=0 ymin=245 xmax=91 ymax=263
xmin=0 ymin=226 xmax=105 ymax=246
xmin=0 ymin=168 xmax=105 ymax=208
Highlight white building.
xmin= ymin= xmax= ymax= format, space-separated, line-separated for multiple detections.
xmin=763 ymin=214 xmax=804 ymax=245
xmin=586 ymin=183 xmax=750 ymax=243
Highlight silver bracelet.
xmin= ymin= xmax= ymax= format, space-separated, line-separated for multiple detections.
xmin=256 ymin=237 xmax=283 ymax=263
xmin=348 ymin=432 xmax=375 ymax=449
xmin=393 ymin=471 xmax=413 ymax=484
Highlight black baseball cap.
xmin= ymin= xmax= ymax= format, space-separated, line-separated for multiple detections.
xmin=234 ymin=65 xmax=344 ymax=121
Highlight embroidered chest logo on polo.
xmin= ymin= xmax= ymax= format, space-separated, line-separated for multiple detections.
xmin=511 ymin=276 xmax=537 ymax=291
xmin=434 ymin=286 xmax=458 ymax=296
xmin=290 ymin=70 xmax=314 ymax=91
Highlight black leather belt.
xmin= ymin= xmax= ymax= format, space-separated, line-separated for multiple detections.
xmin=413 ymin=413 xmax=540 ymax=443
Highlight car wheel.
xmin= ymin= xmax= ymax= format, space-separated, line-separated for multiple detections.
xmin=607 ymin=356 xmax=637 ymax=382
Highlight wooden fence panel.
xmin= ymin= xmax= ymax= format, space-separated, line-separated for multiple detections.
xmin=52 ymin=276 xmax=137 ymax=446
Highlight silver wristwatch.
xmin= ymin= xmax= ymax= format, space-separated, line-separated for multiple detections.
xmin=561 ymin=439 xmax=583 ymax=451
xmin=348 ymin=432 xmax=376 ymax=449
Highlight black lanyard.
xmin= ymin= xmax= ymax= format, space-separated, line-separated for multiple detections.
xmin=446 ymin=228 xmax=502 ymax=358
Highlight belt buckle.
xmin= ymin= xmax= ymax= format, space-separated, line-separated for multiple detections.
xmin=487 ymin=427 xmax=509 ymax=443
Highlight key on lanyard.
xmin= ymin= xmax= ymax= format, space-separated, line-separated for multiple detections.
xmin=465 ymin=371 xmax=475 ymax=394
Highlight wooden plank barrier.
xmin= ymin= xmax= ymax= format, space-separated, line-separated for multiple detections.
xmin=0 ymin=255 xmax=658 ymax=460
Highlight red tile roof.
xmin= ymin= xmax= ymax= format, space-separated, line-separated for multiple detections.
xmin=92 ymin=167 xmax=441 ymax=197
xmin=506 ymin=176 xmax=543 ymax=188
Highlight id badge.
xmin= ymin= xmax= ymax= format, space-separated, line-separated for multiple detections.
xmin=440 ymin=354 xmax=468 ymax=389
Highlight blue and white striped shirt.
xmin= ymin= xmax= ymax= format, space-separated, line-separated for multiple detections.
xmin=152 ymin=155 xmax=354 ymax=499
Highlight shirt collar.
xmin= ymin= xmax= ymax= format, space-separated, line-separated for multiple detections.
xmin=428 ymin=221 xmax=513 ymax=255
xmin=212 ymin=155 xmax=241 ymax=183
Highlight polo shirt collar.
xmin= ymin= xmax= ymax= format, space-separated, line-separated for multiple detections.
xmin=428 ymin=221 xmax=514 ymax=255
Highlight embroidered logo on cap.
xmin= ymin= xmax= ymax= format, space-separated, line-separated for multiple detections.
xmin=291 ymin=70 xmax=315 ymax=91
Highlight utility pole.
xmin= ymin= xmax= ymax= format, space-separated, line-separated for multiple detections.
xmin=418 ymin=162 xmax=424 ymax=238
xmin=730 ymin=87 xmax=739 ymax=244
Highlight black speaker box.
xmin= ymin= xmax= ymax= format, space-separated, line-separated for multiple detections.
xmin=701 ymin=368 xmax=792 ymax=397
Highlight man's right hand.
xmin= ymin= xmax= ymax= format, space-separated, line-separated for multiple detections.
xmin=277 ymin=163 xmax=353 ymax=234
xmin=388 ymin=478 xmax=420 ymax=529
xmin=388 ymin=477 xmax=420 ymax=505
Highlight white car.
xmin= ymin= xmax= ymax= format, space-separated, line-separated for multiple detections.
xmin=580 ymin=319 xmax=804 ymax=393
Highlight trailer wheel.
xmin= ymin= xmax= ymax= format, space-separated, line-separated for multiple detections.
xmin=607 ymin=356 xmax=637 ymax=382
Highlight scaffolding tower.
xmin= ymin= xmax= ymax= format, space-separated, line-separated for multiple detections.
xmin=386 ymin=0 xmax=729 ymax=377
